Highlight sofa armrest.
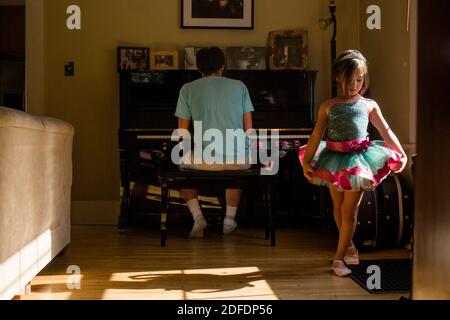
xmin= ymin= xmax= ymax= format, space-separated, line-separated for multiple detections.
xmin=0 ymin=106 xmax=74 ymax=293
xmin=0 ymin=106 xmax=74 ymax=135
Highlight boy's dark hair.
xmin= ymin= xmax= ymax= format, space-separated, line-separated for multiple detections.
xmin=196 ymin=47 xmax=225 ymax=75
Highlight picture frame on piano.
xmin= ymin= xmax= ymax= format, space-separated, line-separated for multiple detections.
xmin=184 ymin=47 xmax=201 ymax=70
xmin=226 ymin=47 xmax=267 ymax=70
xmin=184 ymin=46 xmax=226 ymax=70
xmin=150 ymin=50 xmax=179 ymax=70
xmin=117 ymin=46 xmax=150 ymax=72
xmin=268 ymin=29 xmax=308 ymax=70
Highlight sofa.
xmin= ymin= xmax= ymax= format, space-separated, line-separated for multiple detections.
xmin=0 ymin=106 xmax=74 ymax=300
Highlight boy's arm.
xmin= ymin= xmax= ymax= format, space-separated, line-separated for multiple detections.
xmin=243 ymin=112 xmax=253 ymax=131
xmin=178 ymin=117 xmax=190 ymax=130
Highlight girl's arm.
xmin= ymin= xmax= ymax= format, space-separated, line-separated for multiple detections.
xmin=302 ymin=102 xmax=329 ymax=180
xmin=369 ymin=101 xmax=408 ymax=171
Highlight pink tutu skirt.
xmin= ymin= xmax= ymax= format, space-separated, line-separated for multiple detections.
xmin=298 ymin=138 xmax=403 ymax=191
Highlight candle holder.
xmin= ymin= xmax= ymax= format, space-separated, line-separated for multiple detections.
xmin=319 ymin=0 xmax=337 ymax=97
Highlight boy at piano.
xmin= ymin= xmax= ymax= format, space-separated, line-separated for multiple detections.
xmin=174 ymin=47 xmax=254 ymax=238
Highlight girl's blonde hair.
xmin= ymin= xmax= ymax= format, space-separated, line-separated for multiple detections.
xmin=334 ymin=50 xmax=370 ymax=98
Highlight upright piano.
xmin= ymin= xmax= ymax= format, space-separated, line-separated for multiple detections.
xmin=119 ymin=69 xmax=320 ymax=229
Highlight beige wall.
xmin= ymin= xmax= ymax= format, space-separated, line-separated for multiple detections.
xmin=28 ymin=0 xmax=360 ymax=224
xmin=359 ymin=0 xmax=411 ymax=145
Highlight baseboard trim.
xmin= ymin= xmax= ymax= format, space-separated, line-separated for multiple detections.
xmin=71 ymin=201 xmax=120 ymax=225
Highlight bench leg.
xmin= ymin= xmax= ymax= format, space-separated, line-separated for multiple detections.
xmin=264 ymin=181 xmax=270 ymax=240
xmin=268 ymin=181 xmax=276 ymax=247
xmin=160 ymin=180 xmax=169 ymax=247
xmin=246 ymin=185 xmax=256 ymax=218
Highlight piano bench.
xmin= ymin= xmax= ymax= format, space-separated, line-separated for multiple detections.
xmin=158 ymin=166 xmax=277 ymax=247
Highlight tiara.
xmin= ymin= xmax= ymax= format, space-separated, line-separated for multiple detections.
xmin=336 ymin=52 xmax=367 ymax=63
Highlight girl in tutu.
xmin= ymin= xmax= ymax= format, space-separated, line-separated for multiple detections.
xmin=299 ymin=50 xmax=407 ymax=277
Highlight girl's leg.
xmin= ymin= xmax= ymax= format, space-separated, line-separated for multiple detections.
xmin=329 ymin=187 xmax=344 ymax=231
xmin=334 ymin=189 xmax=365 ymax=261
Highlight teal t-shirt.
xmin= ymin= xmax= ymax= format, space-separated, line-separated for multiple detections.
xmin=175 ymin=76 xmax=254 ymax=164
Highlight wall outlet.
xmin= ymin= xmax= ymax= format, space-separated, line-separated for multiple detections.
xmin=64 ymin=61 xmax=74 ymax=76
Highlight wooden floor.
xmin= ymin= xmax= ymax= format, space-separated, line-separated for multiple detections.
xmin=20 ymin=225 xmax=411 ymax=300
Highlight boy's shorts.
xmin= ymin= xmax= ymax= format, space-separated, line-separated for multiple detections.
xmin=179 ymin=154 xmax=251 ymax=171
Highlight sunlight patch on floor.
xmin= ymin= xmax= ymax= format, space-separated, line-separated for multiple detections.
xmin=102 ymin=266 xmax=278 ymax=300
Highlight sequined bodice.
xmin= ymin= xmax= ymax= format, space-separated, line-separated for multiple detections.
xmin=327 ymin=99 xmax=369 ymax=142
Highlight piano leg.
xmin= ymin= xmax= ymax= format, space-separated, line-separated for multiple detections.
xmin=268 ymin=180 xmax=276 ymax=247
xmin=262 ymin=176 xmax=276 ymax=246
xmin=119 ymin=150 xmax=130 ymax=231
xmin=264 ymin=179 xmax=270 ymax=241
xmin=119 ymin=202 xmax=128 ymax=234
xmin=160 ymin=179 xmax=169 ymax=247
xmin=246 ymin=179 xmax=256 ymax=219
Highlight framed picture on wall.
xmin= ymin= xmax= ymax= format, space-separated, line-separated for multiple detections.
xmin=181 ymin=0 xmax=254 ymax=29
xmin=117 ymin=47 xmax=150 ymax=72
xmin=150 ymin=50 xmax=179 ymax=70
xmin=268 ymin=30 xmax=308 ymax=70
xmin=226 ymin=47 xmax=266 ymax=70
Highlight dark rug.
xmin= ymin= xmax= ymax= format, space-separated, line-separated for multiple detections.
xmin=348 ymin=259 xmax=411 ymax=294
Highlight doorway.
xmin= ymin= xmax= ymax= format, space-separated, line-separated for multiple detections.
xmin=0 ymin=0 xmax=25 ymax=111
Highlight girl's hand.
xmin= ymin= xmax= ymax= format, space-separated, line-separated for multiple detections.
xmin=303 ymin=162 xmax=314 ymax=182
xmin=393 ymin=155 xmax=408 ymax=174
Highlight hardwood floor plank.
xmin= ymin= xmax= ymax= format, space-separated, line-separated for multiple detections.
xmin=19 ymin=225 xmax=410 ymax=300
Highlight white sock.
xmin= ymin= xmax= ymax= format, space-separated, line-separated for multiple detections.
xmin=187 ymin=199 xmax=203 ymax=221
xmin=224 ymin=205 xmax=238 ymax=223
